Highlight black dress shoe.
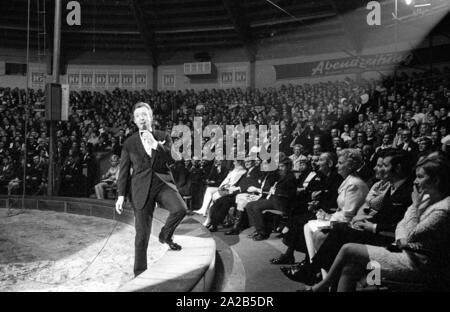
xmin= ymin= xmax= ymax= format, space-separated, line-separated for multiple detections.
xmin=280 ymin=261 xmax=318 ymax=285
xmin=208 ymin=224 xmax=218 ymax=232
xmin=166 ymin=240 xmax=182 ymax=251
xmin=270 ymin=254 xmax=295 ymax=265
xmin=247 ymin=230 xmax=258 ymax=238
xmin=280 ymin=263 xmax=301 ymax=272
xmin=222 ymin=221 xmax=233 ymax=228
xmin=225 ymin=228 xmax=240 ymax=235
xmin=159 ymin=233 xmax=182 ymax=251
xmin=296 ymin=286 xmax=313 ymax=292
xmin=253 ymin=233 xmax=269 ymax=241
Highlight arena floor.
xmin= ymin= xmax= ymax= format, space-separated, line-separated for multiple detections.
xmin=0 ymin=209 xmax=166 ymax=292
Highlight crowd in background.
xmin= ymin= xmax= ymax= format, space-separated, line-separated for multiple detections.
xmin=1 ymin=67 xmax=450 ymax=290
xmin=1 ymin=68 xmax=449 ymax=198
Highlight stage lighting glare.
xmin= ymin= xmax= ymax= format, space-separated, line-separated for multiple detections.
xmin=405 ymin=0 xmax=413 ymax=5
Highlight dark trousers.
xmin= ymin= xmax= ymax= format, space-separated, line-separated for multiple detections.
xmin=133 ymin=175 xmax=187 ymax=276
xmin=191 ymin=183 xmax=205 ymax=210
xmin=245 ymin=196 xmax=287 ymax=235
xmin=209 ymin=194 xmax=236 ymax=226
xmin=282 ymin=211 xmax=316 ymax=252
xmin=313 ymin=226 xmax=394 ymax=271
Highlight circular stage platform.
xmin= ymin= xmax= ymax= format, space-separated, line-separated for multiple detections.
xmin=0 ymin=196 xmax=216 ymax=292
xmin=0 ymin=209 xmax=166 ymax=292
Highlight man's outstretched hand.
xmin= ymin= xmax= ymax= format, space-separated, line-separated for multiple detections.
xmin=115 ymin=196 xmax=124 ymax=215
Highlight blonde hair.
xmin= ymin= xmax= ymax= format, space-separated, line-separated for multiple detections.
xmin=338 ymin=148 xmax=363 ymax=173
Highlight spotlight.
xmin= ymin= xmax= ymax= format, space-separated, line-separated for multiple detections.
xmin=404 ymin=0 xmax=413 ymax=5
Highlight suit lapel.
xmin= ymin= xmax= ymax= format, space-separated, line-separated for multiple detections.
xmin=149 ymin=131 xmax=161 ymax=169
xmin=133 ymin=132 xmax=152 ymax=165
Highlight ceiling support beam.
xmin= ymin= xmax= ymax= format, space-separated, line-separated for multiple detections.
xmin=222 ymin=0 xmax=256 ymax=62
xmin=128 ymin=0 xmax=159 ymax=66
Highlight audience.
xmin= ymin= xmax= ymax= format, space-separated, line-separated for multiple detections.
xmin=282 ymin=149 xmax=414 ymax=285
xmin=270 ymin=152 xmax=343 ymax=265
xmin=303 ymin=148 xmax=369 ymax=263
xmin=1 ymin=67 xmax=450 ymax=291
xmin=203 ymin=160 xmax=247 ymax=228
xmin=245 ymin=157 xmax=297 ymax=241
xmin=207 ymin=158 xmax=263 ymax=232
xmin=300 ymin=153 xmax=450 ymax=292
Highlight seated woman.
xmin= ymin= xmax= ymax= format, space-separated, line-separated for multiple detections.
xmin=282 ymin=150 xmax=413 ymax=283
xmin=194 ymin=159 xmax=228 ymax=217
xmin=302 ymin=153 xmax=450 ymax=292
xmin=202 ymin=160 xmax=246 ymax=227
xmin=303 ymin=149 xmax=369 ymax=262
xmin=94 ymin=154 xmax=120 ymax=199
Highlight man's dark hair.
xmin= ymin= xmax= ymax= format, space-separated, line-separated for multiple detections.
xmin=384 ymin=148 xmax=412 ymax=178
xmin=322 ymin=152 xmax=337 ymax=168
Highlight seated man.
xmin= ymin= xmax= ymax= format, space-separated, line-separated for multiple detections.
xmin=245 ymin=157 xmax=297 ymax=241
xmin=227 ymin=164 xmax=279 ymax=235
xmin=207 ymin=158 xmax=264 ymax=232
xmin=95 ymin=154 xmax=120 ymax=199
xmin=0 ymin=156 xmax=14 ymax=194
xmin=270 ymin=152 xmax=342 ymax=264
xmin=25 ymin=155 xmax=47 ymax=195
xmin=202 ymin=160 xmax=247 ymax=227
xmin=281 ymin=149 xmax=413 ymax=285
xmin=60 ymin=148 xmax=83 ymax=196
xmin=289 ymin=144 xmax=305 ymax=176
xmin=7 ymin=158 xmax=25 ymax=195
xmin=302 ymin=149 xmax=369 ymax=261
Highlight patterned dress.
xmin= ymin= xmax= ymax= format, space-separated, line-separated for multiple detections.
xmin=366 ymin=196 xmax=450 ymax=283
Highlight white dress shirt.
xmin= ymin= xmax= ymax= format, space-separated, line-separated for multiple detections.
xmin=140 ymin=130 xmax=158 ymax=157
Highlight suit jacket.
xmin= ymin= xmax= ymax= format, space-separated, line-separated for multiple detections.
xmin=238 ymin=166 xmax=264 ymax=193
xmin=205 ymin=164 xmax=229 ymax=187
xmin=273 ymin=171 xmax=297 ymax=200
xmin=370 ymin=180 xmax=412 ymax=234
xmin=117 ymin=130 xmax=177 ymax=210
xmin=331 ymin=174 xmax=369 ymax=222
xmin=307 ymin=170 xmax=343 ymax=213
xmin=398 ymin=140 xmax=419 ymax=155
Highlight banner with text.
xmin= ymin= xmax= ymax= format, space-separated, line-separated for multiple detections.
xmin=274 ymin=52 xmax=413 ymax=79
xmin=274 ymin=45 xmax=450 ymax=80
xmin=67 ymin=70 xmax=148 ymax=89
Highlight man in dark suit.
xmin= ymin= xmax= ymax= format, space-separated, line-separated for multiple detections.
xmin=270 ymin=152 xmax=342 ymax=265
xmin=207 ymin=158 xmax=263 ymax=232
xmin=115 ymin=102 xmax=187 ymax=277
xmin=245 ymin=157 xmax=297 ymax=241
xmin=397 ymin=129 xmax=419 ymax=158
xmin=281 ymin=149 xmax=413 ymax=284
